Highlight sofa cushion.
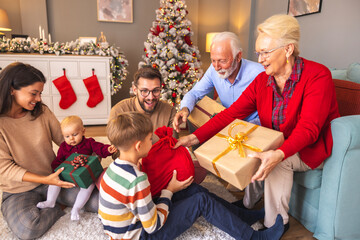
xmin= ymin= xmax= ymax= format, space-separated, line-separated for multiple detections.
xmin=346 ymin=62 xmax=360 ymax=84
xmin=333 ymin=79 xmax=360 ymax=116
xmin=293 ymin=169 xmax=322 ymax=189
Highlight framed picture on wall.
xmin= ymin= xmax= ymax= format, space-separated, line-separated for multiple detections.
xmin=97 ymin=0 xmax=133 ymax=23
xmin=287 ymin=0 xmax=322 ymax=17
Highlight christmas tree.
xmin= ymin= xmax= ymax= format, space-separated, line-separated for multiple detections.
xmin=139 ymin=0 xmax=203 ymax=106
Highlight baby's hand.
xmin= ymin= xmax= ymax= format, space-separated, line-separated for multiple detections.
xmin=137 ymin=158 xmax=142 ymax=170
xmin=108 ymin=145 xmax=117 ymax=153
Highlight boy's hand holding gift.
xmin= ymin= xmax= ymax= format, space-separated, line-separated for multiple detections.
xmin=142 ymin=126 xmax=195 ymax=197
xmin=166 ymin=170 xmax=194 ymax=193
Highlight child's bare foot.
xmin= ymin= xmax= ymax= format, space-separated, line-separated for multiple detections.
xmin=36 ymin=201 xmax=55 ymax=209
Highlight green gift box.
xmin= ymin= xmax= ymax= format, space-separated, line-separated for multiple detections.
xmin=55 ymin=153 xmax=103 ymax=188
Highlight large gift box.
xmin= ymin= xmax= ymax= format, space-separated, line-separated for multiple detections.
xmin=55 ymin=153 xmax=103 ymax=188
xmin=188 ymin=96 xmax=225 ymax=128
xmin=194 ymin=120 xmax=284 ymax=190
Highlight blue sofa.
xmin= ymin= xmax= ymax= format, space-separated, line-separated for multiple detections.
xmin=289 ymin=63 xmax=360 ymax=239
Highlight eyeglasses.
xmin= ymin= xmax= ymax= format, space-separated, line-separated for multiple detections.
xmin=138 ymin=88 xmax=161 ymax=97
xmin=255 ymin=45 xmax=284 ymax=59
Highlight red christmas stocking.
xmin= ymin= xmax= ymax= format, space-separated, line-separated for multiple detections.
xmin=83 ymin=73 xmax=104 ymax=108
xmin=52 ymin=72 xmax=77 ymax=109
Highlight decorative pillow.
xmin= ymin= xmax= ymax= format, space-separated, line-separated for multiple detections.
xmin=346 ymin=62 xmax=360 ymax=84
xmin=142 ymin=126 xmax=195 ymax=197
xmin=330 ymin=69 xmax=347 ymax=80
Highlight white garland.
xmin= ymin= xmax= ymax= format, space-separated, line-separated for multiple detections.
xmin=0 ymin=37 xmax=129 ymax=95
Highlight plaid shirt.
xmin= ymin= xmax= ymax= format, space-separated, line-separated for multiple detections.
xmin=268 ymin=57 xmax=304 ymax=130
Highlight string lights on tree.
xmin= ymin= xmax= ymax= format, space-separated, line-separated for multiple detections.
xmin=139 ymin=0 xmax=203 ymax=106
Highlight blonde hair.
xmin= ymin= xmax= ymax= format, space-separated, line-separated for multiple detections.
xmin=211 ymin=32 xmax=242 ymax=59
xmin=107 ymin=112 xmax=153 ymax=151
xmin=61 ymin=115 xmax=84 ymax=129
xmin=257 ymin=14 xmax=300 ymax=56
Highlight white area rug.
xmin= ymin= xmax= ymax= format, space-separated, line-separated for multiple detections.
xmin=0 ymin=137 xmax=239 ymax=239
xmin=0 ymin=173 xmax=237 ymax=240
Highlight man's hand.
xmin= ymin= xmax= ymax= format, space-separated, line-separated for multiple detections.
xmin=250 ymin=149 xmax=285 ymax=182
xmin=166 ymin=170 xmax=194 ymax=193
xmin=173 ymin=134 xmax=199 ymax=149
xmin=173 ymin=107 xmax=190 ymax=133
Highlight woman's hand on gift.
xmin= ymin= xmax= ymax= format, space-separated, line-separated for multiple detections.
xmin=46 ymin=167 xmax=76 ymax=188
xmin=166 ymin=170 xmax=194 ymax=193
xmin=22 ymin=168 xmax=75 ymax=188
xmin=173 ymin=107 xmax=190 ymax=133
xmin=173 ymin=134 xmax=199 ymax=148
xmin=250 ymin=149 xmax=285 ymax=182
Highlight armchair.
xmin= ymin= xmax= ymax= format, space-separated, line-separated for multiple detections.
xmin=289 ymin=77 xmax=360 ymax=240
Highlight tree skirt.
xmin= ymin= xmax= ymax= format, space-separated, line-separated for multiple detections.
xmin=0 ymin=173 xmax=238 ymax=240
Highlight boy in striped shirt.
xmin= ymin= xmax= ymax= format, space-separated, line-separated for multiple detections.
xmin=99 ymin=112 xmax=284 ymax=240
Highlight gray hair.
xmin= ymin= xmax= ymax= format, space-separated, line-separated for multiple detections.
xmin=257 ymin=14 xmax=300 ymax=56
xmin=211 ymin=32 xmax=243 ymax=59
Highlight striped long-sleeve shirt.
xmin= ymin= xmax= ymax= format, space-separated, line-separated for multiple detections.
xmin=98 ymin=159 xmax=173 ymax=240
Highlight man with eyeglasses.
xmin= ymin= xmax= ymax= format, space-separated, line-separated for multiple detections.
xmin=173 ymin=32 xmax=264 ymax=133
xmin=109 ymin=66 xmax=207 ymax=184
xmin=109 ymin=66 xmax=177 ymax=143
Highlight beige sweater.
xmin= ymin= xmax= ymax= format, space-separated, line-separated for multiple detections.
xmin=0 ymin=107 xmax=63 ymax=193
xmin=109 ymin=97 xmax=178 ymax=143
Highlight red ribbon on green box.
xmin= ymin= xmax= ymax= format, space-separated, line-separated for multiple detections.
xmin=63 ymin=156 xmax=96 ymax=187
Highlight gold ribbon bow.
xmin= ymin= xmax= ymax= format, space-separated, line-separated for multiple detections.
xmin=212 ymin=122 xmax=262 ymax=177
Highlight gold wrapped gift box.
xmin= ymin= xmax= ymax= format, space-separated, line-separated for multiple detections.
xmin=194 ymin=120 xmax=284 ymax=190
xmin=188 ymin=96 xmax=225 ymax=128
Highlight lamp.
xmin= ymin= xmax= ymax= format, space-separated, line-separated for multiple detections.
xmin=0 ymin=9 xmax=12 ymax=32
xmin=205 ymin=32 xmax=219 ymax=52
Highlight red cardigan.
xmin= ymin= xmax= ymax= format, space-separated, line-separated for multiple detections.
xmin=194 ymin=58 xmax=340 ymax=169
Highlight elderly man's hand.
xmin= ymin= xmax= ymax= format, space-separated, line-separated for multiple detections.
xmin=173 ymin=134 xmax=199 ymax=149
xmin=173 ymin=107 xmax=190 ymax=133
xmin=250 ymin=149 xmax=285 ymax=182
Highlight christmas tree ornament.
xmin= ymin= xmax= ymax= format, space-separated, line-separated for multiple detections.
xmin=167 ymin=51 xmax=173 ymax=58
xmin=176 ymin=96 xmax=181 ymax=105
xmin=83 ymin=69 xmax=104 ymax=108
xmin=139 ymin=0 xmax=203 ymax=107
xmin=52 ymin=69 xmax=77 ymax=109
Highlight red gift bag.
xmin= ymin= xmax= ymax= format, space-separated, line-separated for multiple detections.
xmin=142 ymin=126 xmax=195 ymax=197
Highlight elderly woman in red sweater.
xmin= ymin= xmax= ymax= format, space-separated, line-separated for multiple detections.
xmin=175 ymin=14 xmax=340 ymax=232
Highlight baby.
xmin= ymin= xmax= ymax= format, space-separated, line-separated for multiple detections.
xmin=37 ymin=115 xmax=117 ymax=220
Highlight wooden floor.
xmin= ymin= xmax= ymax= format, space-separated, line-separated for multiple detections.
xmin=85 ymin=124 xmax=316 ymax=240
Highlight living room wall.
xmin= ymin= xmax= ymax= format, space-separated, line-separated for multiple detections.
xmin=249 ymin=0 xmax=360 ymax=69
xmin=1 ymin=0 xmax=359 ymax=104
